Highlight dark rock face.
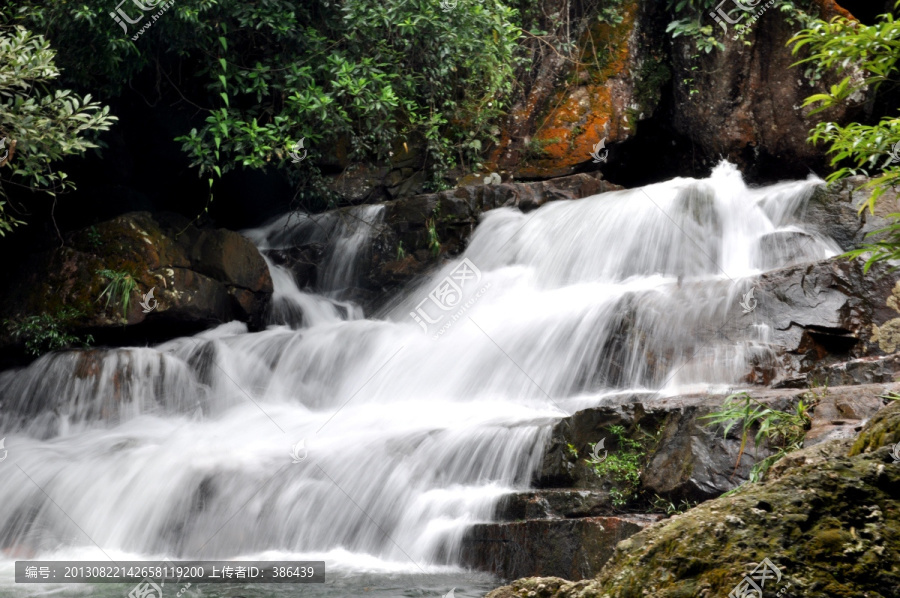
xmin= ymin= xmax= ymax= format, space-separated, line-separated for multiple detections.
xmin=486 ymin=0 xmax=860 ymax=184
xmin=666 ymin=1 xmax=858 ymax=181
xmin=486 ymin=401 xmax=900 ymax=598
xmin=803 ymin=176 xmax=898 ymax=252
xmin=805 ymin=354 xmax=900 ymax=388
xmin=536 ymin=393 xmax=772 ymax=501
xmin=494 ymin=490 xmax=613 ymax=521
xmin=489 ymin=2 xmax=669 ymax=181
xmin=0 ymin=212 xmax=273 ymax=354
xmin=750 ymin=258 xmax=900 ymax=385
xmin=538 ymin=383 xmax=894 ymax=502
xmin=460 ymin=517 xmax=652 ymax=581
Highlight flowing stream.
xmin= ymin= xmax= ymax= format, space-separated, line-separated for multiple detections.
xmin=0 ymin=163 xmax=840 ymax=597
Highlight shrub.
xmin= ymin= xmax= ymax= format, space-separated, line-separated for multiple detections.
xmin=0 ymin=25 xmax=117 ymax=234
xmin=702 ymin=392 xmax=811 ymax=485
xmin=586 ymin=424 xmax=655 ymax=508
xmin=789 ymin=2 xmax=900 ymax=270
xmin=4 ymin=307 xmax=93 ymax=356
xmin=97 ymin=269 xmax=138 ymax=321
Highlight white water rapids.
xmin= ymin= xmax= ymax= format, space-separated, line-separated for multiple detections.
xmin=0 ymin=163 xmax=840 ymax=596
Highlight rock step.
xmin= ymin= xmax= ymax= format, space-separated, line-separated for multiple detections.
xmin=460 ymin=515 xmax=659 ymax=581
xmin=493 ymin=490 xmax=612 ymax=521
xmin=536 ymin=382 xmax=898 ymax=501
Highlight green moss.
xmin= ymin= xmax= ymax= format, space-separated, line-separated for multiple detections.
xmin=850 ymin=401 xmax=900 ymax=456
xmin=490 ymin=407 xmax=900 ymax=598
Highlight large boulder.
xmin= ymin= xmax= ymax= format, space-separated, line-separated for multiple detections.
xmin=466 ymin=385 xmax=894 ymax=583
xmin=0 ymin=212 xmax=273 ymax=356
xmin=803 ymin=176 xmax=899 ymax=252
xmin=665 ymin=0 xmax=859 ymax=181
xmin=460 ymin=517 xmax=652 ymax=581
xmin=490 ymin=1 xmax=669 ymax=180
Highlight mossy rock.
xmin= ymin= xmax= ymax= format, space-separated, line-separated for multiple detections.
xmin=849 ymin=401 xmax=900 ymax=457
xmin=488 ymin=407 xmax=900 ymax=598
xmin=0 ymin=212 xmax=273 ymax=357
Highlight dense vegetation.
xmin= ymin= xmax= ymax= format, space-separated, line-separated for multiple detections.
xmin=1 ymin=0 xmax=523 ymax=220
xmin=790 ymin=1 xmax=900 ymax=270
xmin=0 ymin=0 xmax=897 ymax=249
xmin=0 ymin=27 xmax=116 ymax=235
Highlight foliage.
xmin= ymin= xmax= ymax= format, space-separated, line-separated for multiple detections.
xmin=4 ymin=307 xmax=93 ymax=356
xmin=396 ymin=240 xmax=406 ymax=261
xmin=789 ymin=3 xmax=900 ymax=270
xmin=86 ymin=226 xmax=102 ymax=250
xmin=585 ymin=424 xmax=653 ymax=508
xmin=666 ymin=18 xmax=723 ymax=54
xmin=844 ymin=216 xmax=900 ymax=273
xmin=597 ymin=0 xmax=628 ymax=26
xmin=702 ymin=392 xmax=811 ymax=485
xmin=3 ymin=0 xmax=521 ymax=202
xmin=664 ymin=1 xmax=820 ymax=56
xmin=651 ymin=494 xmax=698 ymax=517
xmin=97 ymin=269 xmax=138 ymax=321
xmin=426 ymin=217 xmax=441 ymax=257
xmin=880 ymin=390 xmax=900 ymax=402
xmin=0 ymin=25 xmax=117 ymax=234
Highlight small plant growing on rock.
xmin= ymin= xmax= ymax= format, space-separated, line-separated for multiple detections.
xmin=880 ymin=390 xmax=900 ymax=403
xmin=586 ymin=424 xmax=650 ymax=508
xmin=86 ymin=226 xmax=102 ymax=250
xmin=4 ymin=307 xmax=92 ymax=356
xmin=651 ymin=494 xmax=698 ymax=517
xmin=97 ymin=269 xmax=138 ymax=321
xmin=703 ymin=392 xmax=812 ymax=485
xmin=426 ymin=218 xmax=441 ymax=257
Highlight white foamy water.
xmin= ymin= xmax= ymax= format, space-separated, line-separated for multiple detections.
xmin=0 ymin=163 xmax=840 ymax=596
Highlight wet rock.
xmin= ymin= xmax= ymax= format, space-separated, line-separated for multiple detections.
xmin=460 ymin=516 xmax=653 ymax=581
xmin=803 ymin=176 xmax=898 ymax=251
xmin=0 ymin=212 xmax=273 ymax=355
xmin=850 ymin=399 xmax=900 ymax=456
xmin=324 ymin=140 xmax=426 ymax=204
xmin=537 ymin=383 xmax=898 ymax=502
xmin=494 ymin=490 xmax=613 ymax=521
xmin=289 ymin=173 xmax=620 ymax=304
xmin=487 ymin=399 xmax=900 ymax=598
xmin=266 ymin=244 xmax=324 ymax=289
xmin=805 ymin=354 xmax=900 ymax=388
xmin=536 ymin=393 xmax=775 ymax=499
xmin=750 ymin=257 xmax=900 ymax=384
xmin=802 ymin=383 xmax=890 ymax=446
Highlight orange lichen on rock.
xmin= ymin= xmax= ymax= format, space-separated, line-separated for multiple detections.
xmin=512 ymin=2 xmax=639 ymax=179
xmin=811 ymin=0 xmax=855 ymax=21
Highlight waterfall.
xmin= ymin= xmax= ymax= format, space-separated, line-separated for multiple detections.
xmin=0 ymin=163 xmax=840 ymax=594
xmin=244 ymin=205 xmax=385 ymax=328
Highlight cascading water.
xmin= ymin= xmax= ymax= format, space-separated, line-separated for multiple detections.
xmin=245 ymin=205 xmax=386 ymax=328
xmin=0 ymin=163 xmax=841 ymax=597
